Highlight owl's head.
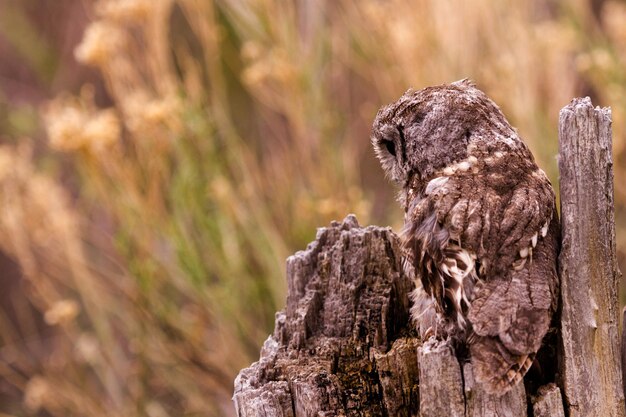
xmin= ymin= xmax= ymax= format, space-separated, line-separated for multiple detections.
xmin=371 ymin=79 xmax=514 ymax=187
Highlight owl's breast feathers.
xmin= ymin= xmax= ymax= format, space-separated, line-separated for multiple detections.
xmin=402 ymin=140 xmax=559 ymax=394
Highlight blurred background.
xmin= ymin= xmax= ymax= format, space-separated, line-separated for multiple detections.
xmin=0 ymin=0 xmax=624 ymax=415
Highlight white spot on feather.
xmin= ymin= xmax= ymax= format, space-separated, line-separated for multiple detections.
xmin=440 ymin=155 xmax=477 ymax=177
xmin=541 ymin=222 xmax=549 ymax=237
xmin=456 ymin=161 xmax=471 ymax=172
xmin=532 ymin=168 xmax=550 ymax=182
xmin=531 ymin=233 xmax=538 ymax=248
xmin=520 ymin=247 xmax=529 ymax=258
xmin=513 ymin=258 xmax=526 ymax=271
xmin=425 ymin=177 xmax=449 ymax=195
xmin=468 ymin=155 xmax=480 ymax=173
xmin=501 ymin=136 xmax=517 ymax=147
xmin=441 ymin=244 xmax=477 ymax=329
xmin=454 ymin=286 xmax=463 ymax=309
xmin=458 ymin=249 xmax=475 ymax=268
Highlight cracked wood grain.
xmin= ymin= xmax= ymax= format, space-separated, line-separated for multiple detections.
xmin=558 ymin=97 xmax=625 ymax=417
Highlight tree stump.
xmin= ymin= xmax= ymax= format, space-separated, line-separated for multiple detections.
xmin=233 ymin=97 xmax=622 ymax=416
xmin=233 ymin=215 xmax=417 ymax=416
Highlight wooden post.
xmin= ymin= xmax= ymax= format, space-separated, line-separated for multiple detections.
xmin=558 ymin=97 xmax=624 ymax=417
xmin=622 ymin=307 xmax=626 ymax=406
xmin=233 ymin=97 xmax=623 ymax=416
xmin=532 ymin=384 xmax=565 ymax=417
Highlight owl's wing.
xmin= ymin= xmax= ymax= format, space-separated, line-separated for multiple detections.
xmin=468 ymin=218 xmax=558 ymax=392
xmin=420 ymin=166 xmax=558 ymax=392
xmin=468 ymin=222 xmax=558 ymax=352
xmin=427 ymin=169 xmax=555 ymax=270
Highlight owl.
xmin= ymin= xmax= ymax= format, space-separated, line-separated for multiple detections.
xmin=371 ymin=80 xmax=559 ymax=394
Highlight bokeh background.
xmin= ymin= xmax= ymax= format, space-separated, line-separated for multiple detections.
xmin=0 ymin=0 xmax=625 ymax=415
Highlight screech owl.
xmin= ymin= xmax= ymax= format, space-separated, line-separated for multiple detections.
xmin=371 ymin=79 xmax=559 ymax=394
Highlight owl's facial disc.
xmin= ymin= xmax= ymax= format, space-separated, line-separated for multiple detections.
xmin=371 ymin=123 xmax=408 ymax=184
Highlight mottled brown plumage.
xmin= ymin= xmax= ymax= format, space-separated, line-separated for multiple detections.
xmin=371 ymin=79 xmax=559 ymax=395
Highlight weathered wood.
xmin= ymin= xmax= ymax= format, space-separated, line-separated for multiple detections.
xmin=462 ymin=362 xmax=527 ymax=417
xmin=373 ymin=338 xmax=420 ymax=415
xmin=532 ymin=384 xmax=565 ymax=417
xmin=416 ymin=339 xmax=527 ymax=417
xmin=233 ymin=215 xmax=418 ymax=416
xmin=622 ymin=307 xmax=626 ymax=405
xmin=558 ymin=97 xmax=625 ymax=417
xmin=418 ymin=338 xmax=465 ymax=417
xmin=233 ymin=337 xmax=295 ymax=417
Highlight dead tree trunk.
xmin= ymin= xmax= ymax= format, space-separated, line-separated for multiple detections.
xmin=233 ymin=216 xmax=419 ymax=416
xmin=558 ymin=98 xmax=624 ymax=417
xmin=233 ymin=97 xmax=622 ymax=416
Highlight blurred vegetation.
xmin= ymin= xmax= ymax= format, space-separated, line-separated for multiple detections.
xmin=0 ymin=0 xmax=625 ymax=415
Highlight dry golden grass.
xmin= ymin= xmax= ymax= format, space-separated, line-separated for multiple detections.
xmin=0 ymin=0 xmax=625 ymax=415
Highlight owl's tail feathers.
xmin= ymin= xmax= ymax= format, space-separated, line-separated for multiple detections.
xmin=469 ymin=335 xmax=535 ymax=395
